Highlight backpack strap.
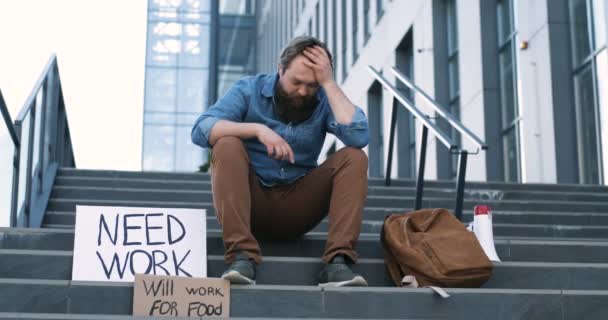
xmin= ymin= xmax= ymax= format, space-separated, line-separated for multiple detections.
xmin=401 ymin=275 xmax=451 ymax=299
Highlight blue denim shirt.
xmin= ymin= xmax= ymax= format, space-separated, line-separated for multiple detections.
xmin=191 ymin=73 xmax=369 ymax=186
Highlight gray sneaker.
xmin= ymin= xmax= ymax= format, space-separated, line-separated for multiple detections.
xmin=318 ymin=255 xmax=368 ymax=287
xmin=221 ymin=252 xmax=256 ymax=285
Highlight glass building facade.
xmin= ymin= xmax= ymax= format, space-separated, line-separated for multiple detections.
xmin=142 ymin=0 xmax=256 ymax=172
xmin=142 ymin=0 xmax=213 ymax=172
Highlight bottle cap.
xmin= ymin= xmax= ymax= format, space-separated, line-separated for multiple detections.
xmin=474 ymin=205 xmax=492 ymax=216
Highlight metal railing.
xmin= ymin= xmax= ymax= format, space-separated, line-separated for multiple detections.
xmin=368 ymin=66 xmax=488 ymax=220
xmin=1 ymin=55 xmax=75 ymax=228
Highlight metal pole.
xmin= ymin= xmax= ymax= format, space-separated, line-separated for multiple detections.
xmin=454 ymin=151 xmax=468 ymax=221
xmin=385 ymin=103 xmax=398 ymax=186
xmin=414 ymin=126 xmax=429 ymax=210
xmin=23 ymin=106 xmax=36 ymax=227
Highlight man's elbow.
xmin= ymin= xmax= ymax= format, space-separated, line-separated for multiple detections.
xmin=191 ymin=126 xmax=211 ymax=149
xmin=344 ymin=131 xmax=370 ymax=149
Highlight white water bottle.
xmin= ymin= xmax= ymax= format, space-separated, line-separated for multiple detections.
xmin=472 ymin=205 xmax=501 ymax=262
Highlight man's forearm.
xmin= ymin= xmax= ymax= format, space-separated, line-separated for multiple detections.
xmin=323 ymin=81 xmax=356 ymax=125
xmin=208 ymin=120 xmax=262 ymax=146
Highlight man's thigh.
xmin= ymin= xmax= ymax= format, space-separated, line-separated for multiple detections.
xmin=251 ymin=164 xmax=335 ymax=239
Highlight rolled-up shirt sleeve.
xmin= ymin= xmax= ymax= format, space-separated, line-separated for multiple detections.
xmin=191 ymin=79 xmax=249 ymax=149
xmin=326 ymin=105 xmax=370 ymax=148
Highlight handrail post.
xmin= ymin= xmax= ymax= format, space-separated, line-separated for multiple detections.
xmin=415 ymin=125 xmax=429 ymax=210
xmin=454 ymin=150 xmax=468 ymax=221
xmin=385 ymin=103 xmax=398 ymax=186
xmin=23 ymin=106 xmax=36 ymax=227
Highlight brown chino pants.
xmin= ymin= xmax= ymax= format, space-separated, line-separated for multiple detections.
xmin=209 ymin=136 xmax=368 ymax=265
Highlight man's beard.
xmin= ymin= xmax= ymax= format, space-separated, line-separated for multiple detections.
xmin=274 ymin=81 xmax=318 ymax=124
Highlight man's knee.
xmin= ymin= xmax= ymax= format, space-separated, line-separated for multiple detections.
xmin=212 ymin=136 xmax=245 ymax=157
xmin=339 ymin=147 xmax=368 ymax=169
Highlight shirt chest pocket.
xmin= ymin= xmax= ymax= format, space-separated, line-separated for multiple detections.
xmin=290 ymin=121 xmax=323 ymax=150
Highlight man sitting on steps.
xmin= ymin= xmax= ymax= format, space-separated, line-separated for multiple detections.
xmin=191 ymin=36 xmax=370 ymax=287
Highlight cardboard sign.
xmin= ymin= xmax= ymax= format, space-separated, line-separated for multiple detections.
xmin=72 ymin=205 xmax=207 ymax=282
xmin=133 ymin=274 xmax=230 ymax=318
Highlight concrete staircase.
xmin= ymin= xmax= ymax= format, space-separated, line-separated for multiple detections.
xmin=1 ymin=168 xmax=608 ymax=319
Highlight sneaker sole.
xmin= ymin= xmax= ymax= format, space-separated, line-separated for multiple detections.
xmin=221 ymin=271 xmax=256 ymax=285
xmin=318 ymin=275 xmax=368 ymax=287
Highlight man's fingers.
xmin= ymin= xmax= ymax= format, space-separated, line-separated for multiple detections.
xmin=264 ymin=143 xmax=273 ymax=157
xmin=272 ymin=145 xmax=282 ymax=159
xmin=302 ymin=58 xmax=318 ymax=69
xmin=286 ymin=144 xmax=295 ymax=163
xmin=303 ymin=49 xmax=321 ymax=64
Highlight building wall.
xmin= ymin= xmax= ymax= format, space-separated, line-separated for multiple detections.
xmin=256 ymin=0 xmax=608 ymax=184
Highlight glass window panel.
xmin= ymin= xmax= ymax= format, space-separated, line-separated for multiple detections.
xmin=145 ymin=68 xmax=177 ymax=112
xmin=574 ymin=65 xmax=601 ymax=184
xmin=150 ymin=10 xmax=179 ymax=22
xmin=147 ymin=0 xmax=211 ymax=12
xmin=592 ymin=0 xmax=606 ymax=49
xmin=177 ymin=113 xmax=200 ymax=126
xmin=219 ymin=0 xmax=253 ymax=15
xmin=182 ymin=0 xmax=211 ymax=13
xmin=503 ymin=126 xmax=519 ymax=182
xmin=499 ymin=44 xmax=517 ymax=125
xmin=149 ymin=0 xmax=181 ymax=11
xmin=175 ymin=125 xmax=204 ymax=172
xmin=144 ymin=112 xmax=175 ymax=125
xmin=143 ymin=124 xmax=175 ymax=171
xmin=597 ymin=50 xmax=608 ymax=181
xmin=179 ymin=24 xmax=210 ymax=67
xmin=448 ymin=56 xmax=460 ymax=100
xmin=147 ymin=22 xmax=180 ymax=66
xmin=569 ymin=0 xmax=592 ymax=66
xmin=180 ymin=11 xmax=211 ymax=23
xmin=217 ymin=71 xmax=246 ymax=98
xmin=497 ymin=0 xmax=513 ymax=44
xmin=178 ymin=69 xmax=208 ymax=113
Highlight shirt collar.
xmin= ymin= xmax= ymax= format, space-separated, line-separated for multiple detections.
xmin=261 ymin=73 xmax=278 ymax=98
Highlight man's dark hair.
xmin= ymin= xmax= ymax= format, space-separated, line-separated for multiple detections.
xmin=279 ymin=35 xmax=333 ymax=71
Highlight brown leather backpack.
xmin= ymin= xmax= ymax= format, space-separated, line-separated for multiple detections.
xmin=381 ymin=208 xmax=493 ymax=288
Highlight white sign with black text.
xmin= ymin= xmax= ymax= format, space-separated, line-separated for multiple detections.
xmin=71 ymin=205 xmax=206 ymax=282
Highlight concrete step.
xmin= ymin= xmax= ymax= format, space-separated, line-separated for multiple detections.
xmin=4 ymin=228 xmax=608 ymax=263
xmin=43 ymin=208 xmax=608 ymax=226
xmin=2 ymin=249 xmax=608 ymax=290
xmin=58 ymin=168 xmax=608 ymax=194
xmin=45 ymin=196 xmax=608 ymax=215
xmin=4 ymin=278 xmax=606 ymax=319
xmin=51 ymin=182 xmax=608 ymax=203
xmin=0 ymin=313 xmax=302 ymax=320
xmin=57 ymin=168 xmax=208 ymax=181
xmin=40 ymin=212 xmax=608 ymax=239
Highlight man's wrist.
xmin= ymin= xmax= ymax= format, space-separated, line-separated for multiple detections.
xmin=321 ymin=79 xmax=337 ymax=89
xmin=252 ymin=123 xmax=265 ymax=138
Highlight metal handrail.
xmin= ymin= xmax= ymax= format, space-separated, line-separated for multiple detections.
xmin=390 ymin=67 xmax=488 ymax=152
xmin=368 ymin=66 xmax=457 ymax=151
xmin=0 ymin=90 xmax=19 ymax=147
xmin=368 ymin=65 xmax=487 ymax=220
xmin=6 ymin=54 xmax=75 ymax=228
